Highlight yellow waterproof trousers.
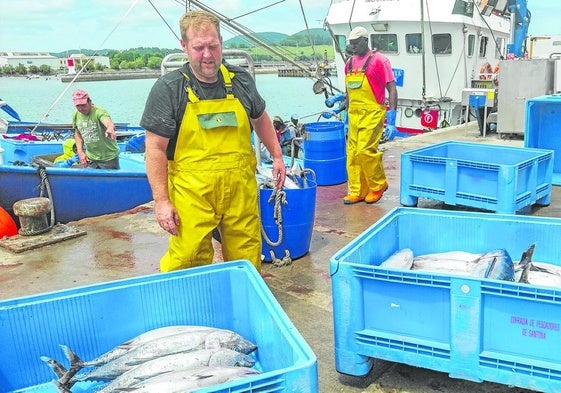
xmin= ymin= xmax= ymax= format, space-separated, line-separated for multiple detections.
xmin=345 ymin=68 xmax=388 ymax=197
xmin=160 ymin=65 xmax=261 ymax=272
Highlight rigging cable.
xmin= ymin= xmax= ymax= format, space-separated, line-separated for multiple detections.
xmin=30 ymin=0 xmax=141 ymax=134
xmin=424 ymin=0 xmax=445 ymax=100
xmin=420 ymin=0 xmax=427 ymax=101
xmin=298 ymin=0 xmax=319 ymax=65
xmin=148 ymin=0 xmax=182 ymax=44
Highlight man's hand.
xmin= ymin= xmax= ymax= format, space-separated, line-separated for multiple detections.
xmin=155 ymin=200 xmax=180 ymax=236
xmin=381 ymin=109 xmax=397 ymax=143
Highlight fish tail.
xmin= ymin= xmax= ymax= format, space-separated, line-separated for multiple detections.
xmin=53 ymin=379 xmax=73 ymax=393
xmin=519 ymin=244 xmax=536 ymax=268
xmin=40 ymin=356 xmax=67 ymax=379
xmin=58 ymin=345 xmax=85 ymax=387
xmin=60 ymin=344 xmax=84 ymax=369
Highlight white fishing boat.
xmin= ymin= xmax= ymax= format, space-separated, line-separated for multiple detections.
xmin=324 ymin=0 xmax=526 ymax=134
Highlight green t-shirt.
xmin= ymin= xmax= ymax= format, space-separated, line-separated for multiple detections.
xmin=73 ymin=105 xmax=120 ymax=161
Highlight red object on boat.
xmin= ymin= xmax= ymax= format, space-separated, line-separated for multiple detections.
xmin=0 ymin=206 xmax=18 ymax=237
xmin=421 ymin=109 xmax=439 ymax=129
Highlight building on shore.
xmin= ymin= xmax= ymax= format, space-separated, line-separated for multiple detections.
xmin=0 ymin=52 xmax=65 ymax=71
xmin=0 ymin=52 xmax=110 ymax=73
xmin=67 ymin=53 xmax=110 ymax=70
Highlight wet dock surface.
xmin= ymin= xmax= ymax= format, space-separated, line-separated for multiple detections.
xmin=1 ymin=122 xmax=552 ymax=392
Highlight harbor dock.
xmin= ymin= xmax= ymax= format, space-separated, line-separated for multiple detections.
xmin=1 ymin=122 xmax=548 ymax=393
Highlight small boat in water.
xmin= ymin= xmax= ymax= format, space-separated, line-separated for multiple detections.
xmin=1 ymin=122 xmax=146 ymax=165
xmin=0 ymin=153 xmax=152 ymax=224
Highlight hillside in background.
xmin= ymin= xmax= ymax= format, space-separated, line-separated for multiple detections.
xmin=49 ymin=29 xmax=332 ymax=57
xmin=223 ymin=28 xmax=331 ymax=48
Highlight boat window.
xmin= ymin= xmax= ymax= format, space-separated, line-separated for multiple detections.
xmin=495 ymin=37 xmax=506 ymax=58
xmin=406 ymin=34 xmax=422 ymax=54
xmin=479 ymin=36 xmax=489 ymax=57
xmin=432 ymin=34 xmax=452 ymax=54
xmin=372 ymin=34 xmax=398 ymax=53
xmin=467 ymin=34 xmax=476 ymax=57
xmin=335 ymin=35 xmax=348 ymax=54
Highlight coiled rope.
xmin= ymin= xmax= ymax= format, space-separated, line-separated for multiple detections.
xmin=258 ymin=180 xmax=293 ymax=267
xmin=259 ymin=181 xmax=287 ymax=247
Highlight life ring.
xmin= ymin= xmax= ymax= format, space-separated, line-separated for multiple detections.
xmin=479 ymin=62 xmax=493 ymax=80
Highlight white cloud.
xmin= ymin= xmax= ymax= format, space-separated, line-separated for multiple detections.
xmin=1 ymin=0 xmax=559 ymax=52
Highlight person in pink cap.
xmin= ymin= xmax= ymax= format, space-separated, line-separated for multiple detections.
xmin=72 ymin=89 xmax=120 ymax=169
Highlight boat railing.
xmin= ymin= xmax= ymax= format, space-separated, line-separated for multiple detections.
xmin=161 ymin=50 xmax=256 ymax=79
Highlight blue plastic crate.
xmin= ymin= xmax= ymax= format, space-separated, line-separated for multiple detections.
xmin=331 ymin=207 xmax=561 ymax=392
xmin=0 ymin=261 xmax=318 ymax=392
xmin=400 ymin=140 xmax=553 ymax=213
xmin=0 ymin=138 xmax=68 ymax=164
xmin=525 ymin=95 xmax=561 ymax=185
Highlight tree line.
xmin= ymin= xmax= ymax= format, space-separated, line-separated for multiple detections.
xmin=1 ymin=40 xmax=332 ymax=77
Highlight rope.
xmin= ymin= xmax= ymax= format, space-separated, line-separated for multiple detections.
xmin=259 ymin=183 xmax=287 ymax=247
xmin=18 ymin=166 xmax=56 ymax=236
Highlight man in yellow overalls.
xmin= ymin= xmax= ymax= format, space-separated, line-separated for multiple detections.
xmin=343 ymin=26 xmax=398 ymax=205
xmin=140 ymin=10 xmax=285 ymax=272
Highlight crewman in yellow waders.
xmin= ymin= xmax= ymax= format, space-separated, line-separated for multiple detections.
xmin=343 ymin=26 xmax=398 ymax=205
xmin=140 ymin=10 xmax=285 ymax=272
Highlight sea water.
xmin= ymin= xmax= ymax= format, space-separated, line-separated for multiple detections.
xmin=0 ymin=73 xmax=333 ymax=126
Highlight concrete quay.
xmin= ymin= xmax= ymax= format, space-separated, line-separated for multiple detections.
xmin=2 ymin=122 xmax=553 ymax=392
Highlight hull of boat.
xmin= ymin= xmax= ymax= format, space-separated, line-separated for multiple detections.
xmin=0 ymin=154 xmax=152 ymax=223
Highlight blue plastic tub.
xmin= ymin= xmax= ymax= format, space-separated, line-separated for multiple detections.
xmin=525 ymin=95 xmax=561 ymax=185
xmin=331 ymin=207 xmax=561 ymax=392
xmin=400 ymin=140 xmax=553 ymax=213
xmin=0 ymin=138 xmax=68 ymax=164
xmin=303 ymin=121 xmax=347 ymax=186
xmin=0 ymin=261 xmax=318 ymax=392
xmin=260 ymin=175 xmax=316 ymax=262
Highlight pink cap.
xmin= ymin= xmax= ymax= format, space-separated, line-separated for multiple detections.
xmin=72 ymin=89 xmax=90 ymax=105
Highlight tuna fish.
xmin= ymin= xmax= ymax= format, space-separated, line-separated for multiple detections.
xmin=411 ymin=250 xmax=484 ymax=275
xmin=471 ymin=249 xmax=514 ymax=281
xmin=83 ymin=325 xmax=217 ymax=368
xmin=66 ymin=329 xmax=257 ymax=383
xmin=42 ymin=326 xmax=257 ymax=390
xmin=94 ymin=349 xmax=256 ymax=393
xmin=120 ymin=366 xmax=260 ymax=392
xmin=517 ymin=244 xmax=561 ymax=288
xmin=379 ymin=248 xmax=414 ymax=269
xmin=411 ymin=249 xmax=514 ymax=281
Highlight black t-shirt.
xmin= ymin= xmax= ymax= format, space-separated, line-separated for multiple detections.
xmin=140 ymin=61 xmax=266 ymax=159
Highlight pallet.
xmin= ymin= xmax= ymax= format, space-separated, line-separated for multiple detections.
xmin=0 ymin=224 xmax=87 ymax=253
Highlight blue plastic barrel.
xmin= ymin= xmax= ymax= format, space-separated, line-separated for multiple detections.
xmin=303 ymin=121 xmax=347 ymax=185
xmin=260 ymin=175 xmax=316 ymax=262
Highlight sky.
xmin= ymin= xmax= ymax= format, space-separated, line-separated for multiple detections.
xmin=0 ymin=0 xmax=329 ymax=53
xmin=0 ymin=0 xmax=560 ymax=53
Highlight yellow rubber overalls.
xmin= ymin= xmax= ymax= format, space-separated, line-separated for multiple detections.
xmin=345 ymin=53 xmax=387 ymax=197
xmin=160 ymin=64 xmax=261 ymax=272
